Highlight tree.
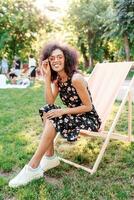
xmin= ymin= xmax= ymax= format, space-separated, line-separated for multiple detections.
xmin=114 ymin=0 xmax=134 ymax=61
xmin=0 ymin=0 xmax=47 ymax=62
xmin=104 ymin=0 xmax=134 ymax=61
xmin=65 ymin=0 xmax=109 ymax=67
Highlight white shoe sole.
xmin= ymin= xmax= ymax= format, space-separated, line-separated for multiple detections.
xmin=9 ymin=174 xmax=43 ymax=188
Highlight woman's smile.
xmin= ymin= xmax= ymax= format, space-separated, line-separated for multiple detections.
xmin=52 ymin=62 xmax=62 ymax=68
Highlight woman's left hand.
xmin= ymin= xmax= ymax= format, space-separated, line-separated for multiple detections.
xmin=46 ymin=109 xmax=65 ymax=119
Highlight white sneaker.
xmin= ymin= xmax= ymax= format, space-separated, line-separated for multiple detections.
xmin=9 ymin=165 xmax=43 ymax=188
xmin=40 ymin=155 xmax=60 ymax=171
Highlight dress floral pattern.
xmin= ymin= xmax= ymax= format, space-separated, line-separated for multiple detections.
xmin=39 ymin=75 xmax=101 ymax=142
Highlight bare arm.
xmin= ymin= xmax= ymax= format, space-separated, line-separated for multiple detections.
xmin=41 ymin=59 xmax=59 ymax=104
xmin=63 ymin=73 xmax=92 ymax=115
xmin=45 ymin=80 xmax=59 ymax=104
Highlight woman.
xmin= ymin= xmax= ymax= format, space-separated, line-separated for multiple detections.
xmin=9 ymin=42 xmax=101 ymax=188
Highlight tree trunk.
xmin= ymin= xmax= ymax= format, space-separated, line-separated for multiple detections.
xmin=79 ymin=41 xmax=89 ymax=68
xmin=89 ymin=51 xmax=94 ymax=67
xmin=123 ymin=33 xmax=130 ymax=61
xmin=88 ymin=42 xmax=94 ymax=67
xmin=87 ymin=30 xmax=94 ymax=67
xmin=83 ymin=56 xmax=89 ymax=68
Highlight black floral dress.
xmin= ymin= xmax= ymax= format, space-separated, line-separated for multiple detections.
xmin=39 ymin=75 xmax=101 ymax=142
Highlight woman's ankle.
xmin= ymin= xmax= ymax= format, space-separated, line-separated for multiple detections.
xmin=28 ymin=159 xmax=40 ymax=169
xmin=45 ymin=151 xmax=54 ymax=157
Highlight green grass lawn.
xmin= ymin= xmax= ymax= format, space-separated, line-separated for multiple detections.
xmin=0 ymin=81 xmax=134 ymax=200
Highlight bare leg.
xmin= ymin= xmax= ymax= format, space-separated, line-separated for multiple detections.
xmin=43 ymin=113 xmax=54 ymax=157
xmin=29 ymin=119 xmax=56 ymax=168
xmin=45 ymin=142 xmax=54 ymax=156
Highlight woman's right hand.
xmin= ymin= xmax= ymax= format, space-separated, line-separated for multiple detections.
xmin=41 ymin=59 xmax=51 ymax=80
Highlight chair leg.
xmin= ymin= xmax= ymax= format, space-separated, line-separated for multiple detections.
xmin=128 ymin=90 xmax=132 ymax=142
xmin=92 ymin=86 xmax=132 ymax=173
xmin=54 ymin=132 xmax=60 ymax=144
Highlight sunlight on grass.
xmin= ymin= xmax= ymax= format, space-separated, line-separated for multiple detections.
xmin=105 ymin=101 xmax=134 ymax=135
xmin=32 ymin=80 xmax=43 ymax=89
xmin=56 ymin=137 xmax=103 ymax=165
xmin=0 ymin=85 xmax=134 ymax=200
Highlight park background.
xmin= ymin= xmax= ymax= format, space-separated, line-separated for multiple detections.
xmin=0 ymin=0 xmax=134 ymax=199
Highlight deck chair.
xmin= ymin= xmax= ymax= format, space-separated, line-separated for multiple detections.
xmin=55 ymin=62 xmax=134 ymax=174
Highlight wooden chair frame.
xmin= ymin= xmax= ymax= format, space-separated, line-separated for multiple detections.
xmin=54 ymin=70 xmax=134 ymax=174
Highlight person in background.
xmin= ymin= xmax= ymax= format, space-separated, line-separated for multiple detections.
xmin=8 ymin=56 xmax=21 ymax=83
xmin=28 ymin=55 xmax=37 ymax=80
xmin=1 ymin=56 xmax=9 ymax=76
xmin=13 ymin=56 xmax=21 ymax=76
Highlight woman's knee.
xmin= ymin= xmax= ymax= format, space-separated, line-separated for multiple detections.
xmin=43 ymin=113 xmax=55 ymax=127
xmin=42 ymin=119 xmax=56 ymax=140
xmin=41 ymin=111 xmax=52 ymax=125
xmin=44 ymin=119 xmax=56 ymax=132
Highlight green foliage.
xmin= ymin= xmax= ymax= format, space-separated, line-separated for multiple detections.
xmin=114 ymin=0 xmax=134 ymax=60
xmin=65 ymin=0 xmax=111 ymax=67
xmin=0 ymin=0 xmax=48 ymax=62
xmin=114 ymin=0 xmax=134 ymax=34
xmin=103 ymin=0 xmax=134 ymax=61
xmin=62 ymin=0 xmax=134 ymax=64
xmin=0 ymin=0 xmax=134 ymax=67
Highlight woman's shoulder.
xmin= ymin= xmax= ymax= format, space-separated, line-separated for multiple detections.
xmin=72 ymin=72 xmax=85 ymax=84
xmin=72 ymin=72 xmax=84 ymax=81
